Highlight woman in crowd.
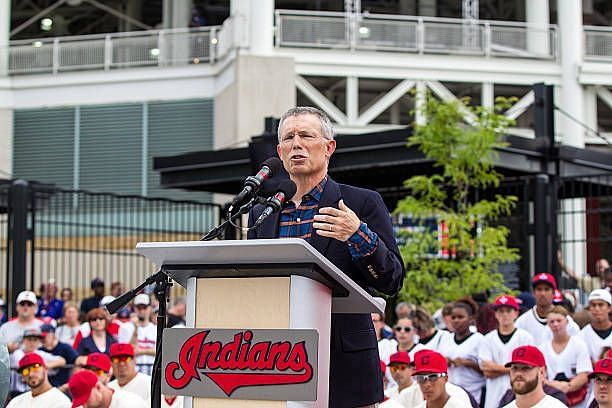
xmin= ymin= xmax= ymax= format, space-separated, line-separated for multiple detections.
xmin=438 ymin=298 xmax=485 ymax=404
xmin=60 ymin=287 xmax=73 ymax=303
xmin=379 ymin=317 xmax=426 ymax=365
xmin=541 ymin=305 xmax=592 ymax=408
xmin=55 ymin=302 xmax=81 ymax=345
xmin=75 ymin=307 xmax=116 ymax=362
xmin=411 ymin=306 xmax=449 ymax=352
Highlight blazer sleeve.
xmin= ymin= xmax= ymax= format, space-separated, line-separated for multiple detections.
xmin=349 ymin=190 xmax=405 ymax=296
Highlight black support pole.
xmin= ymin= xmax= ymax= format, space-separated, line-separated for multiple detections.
xmin=533 ymin=174 xmax=551 ymax=277
xmin=8 ymin=180 xmax=29 ymax=318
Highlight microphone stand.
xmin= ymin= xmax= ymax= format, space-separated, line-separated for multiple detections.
xmin=105 ymin=269 xmax=172 ymax=408
xmin=200 ymin=196 xmax=264 ymax=241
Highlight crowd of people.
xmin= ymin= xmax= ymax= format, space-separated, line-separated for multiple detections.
xmin=377 ymin=269 xmax=612 ymax=408
xmin=0 ymin=278 xmax=187 ymax=407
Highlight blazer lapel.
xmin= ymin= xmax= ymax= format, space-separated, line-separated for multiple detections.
xmin=310 ymin=177 xmax=342 ymax=257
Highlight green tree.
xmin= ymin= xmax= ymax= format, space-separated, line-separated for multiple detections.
xmin=395 ymin=95 xmax=519 ymax=311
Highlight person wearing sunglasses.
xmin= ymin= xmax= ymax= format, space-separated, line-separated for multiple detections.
xmin=385 ymin=352 xmax=415 ymax=400
xmin=410 ymin=350 xmax=471 ymax=408
xmin=75 ymin=308 xmax=117 ymax=367
xmin=83 ymin=352 xmax=113 ymax=385
xmin=590 ymin=358 xmax=612 ymax=408
xmin=0 ymin=291 xmax=43 ymax=354
xmin=69 ymin=369 xmax=146 ymax=408
xmin=6 ymin=353 xmax=70 ymax=407
xmin=108 ymin=343 xmax=151 ymax=405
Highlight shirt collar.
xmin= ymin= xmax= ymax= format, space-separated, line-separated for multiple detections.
xmin=304 ymin=176 xmax=328 ymax=203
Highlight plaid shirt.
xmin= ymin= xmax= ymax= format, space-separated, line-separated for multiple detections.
xmin=278 ymin=177 xmax=379 ymax=259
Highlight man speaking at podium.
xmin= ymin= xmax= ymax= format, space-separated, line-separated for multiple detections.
xmin=248 ymin=106 xmax=405 ymax=407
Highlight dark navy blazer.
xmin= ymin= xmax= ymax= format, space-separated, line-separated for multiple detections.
xmin=248 ymin=177 xmax=405 ymax=408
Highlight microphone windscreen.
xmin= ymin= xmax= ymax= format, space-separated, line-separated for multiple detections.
xmin=262 ymin=157 xmax=283 ymax=176
xmin=278 ymin=179 xmax=297 ymax=199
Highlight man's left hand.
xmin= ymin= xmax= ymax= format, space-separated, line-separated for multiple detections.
xmin=313 ymin=199 xmax=361 ymax=242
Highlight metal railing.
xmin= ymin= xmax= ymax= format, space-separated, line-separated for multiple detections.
xmin=6 ymin=25 xmax=227 ymax=75
xmin=275 ymin=10 xmax=558 ymax=59
xmin=585 ymin=26 xmax=612 ymax=61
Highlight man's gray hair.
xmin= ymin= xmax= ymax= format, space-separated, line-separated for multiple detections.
xmin=277 ymin=106 xmax=335 ymax=142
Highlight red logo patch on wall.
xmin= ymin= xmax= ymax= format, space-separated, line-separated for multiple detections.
xmin=162 ymin=328 xmax=318 ymax=401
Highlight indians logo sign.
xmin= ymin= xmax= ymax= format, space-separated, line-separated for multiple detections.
xmin=162 ymin=328 xmax=318 ymax=400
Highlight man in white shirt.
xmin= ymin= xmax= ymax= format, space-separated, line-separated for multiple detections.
xmin=502 ymin=345 xmax=567 ymax=408
xmin=580 ymin=289 xmax=612 ymax=363
xmin=479 ymin=295 xmax=534 ymax=408
xmin=385 ymin=351 xmax=414 ymax=400
xmin=108 ymin=343 xmax=151 ymax=407
xmin=515 ymin=273 xmax=579 ymax=340
xmin=6 ymin=353 xmax=70 ymax=408
xmin=590 ymin=358 xmax=612 ymax=408
xmin=412 ymin=350 xmax=470 ymax=408
xmin=69 ymin=369 xmax=146 ymax=408
xmin=0 ymin=291 xmax=43 ymax=353
xmin=131 ymin=294 xmax=156 ymax=375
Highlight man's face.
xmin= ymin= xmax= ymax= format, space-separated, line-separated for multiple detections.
xmin=533 ymin=284 xmax=554 ymax=307
xmin=390 ymin=363 xmax=414 ymax=387
xmin=17 ymin=301 xmax=35 ymax=319
xmin=596 ymin=259 xmax=610 ymax=276
xmin=111 ymin=355 xmax=136 ymax=380
xmin=85 ymin=384 xmax=105 ymax=408
xmin=594 ymin=375 xmax=612 ymax=404
xmin=277 ymin=114 xmax=336 ymax=180
xmin=136 ymin=304 xmax=151 ymax=322
xmin=494 ymin=306 xmax=518 ymax=327
xmin=93 ymin=285 xmax=105 ymax=297
xmin=416 ymin=373 xmax=447 ymax=401
xmin=22 ymin=336 xmax=41 ymax=352
xmin=43 ymin=332 xmax=55 ymax=348
xmin=510 ymin=364 xmax=541 ymax=395
xmin=450 ymin=307 xmax=470 ymax=333
xmin=547 ymin=312 xmax=568 ymax=335
xmin=589 ymin=300 xmax=611 ymax=323
xmin=21 ymin=364 xmax=46 ymax=390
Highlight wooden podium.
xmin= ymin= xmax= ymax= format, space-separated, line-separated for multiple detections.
xmin=137 ymin=238 xmax=385 ymax=408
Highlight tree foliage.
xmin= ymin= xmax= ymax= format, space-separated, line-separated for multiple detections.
xmin=395 ymin=95 xmax=520 ymax=311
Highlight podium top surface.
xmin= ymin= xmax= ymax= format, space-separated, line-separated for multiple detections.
xmin=136 ymin=238 xmax=384 ymax=314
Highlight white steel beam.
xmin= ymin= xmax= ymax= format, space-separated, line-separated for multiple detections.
xmin=425 ymin=80 xmax=476 ymax=124
xmin=415 ymin=81 xmax=426 ymax=126
xmin=346 ymin=76 xmax=359 ymax=124
xmin=596 ymin=86 xmax=612 ymax=110
xmin=505 ymin=90 xmax=534 ymax=120
xmin=355 ymin=79 xmax=415 ymax=126
xmin=295 ymin=75 xmax=348 ymax=125
xmin=482 ymin=81 xmax=494 ymax=109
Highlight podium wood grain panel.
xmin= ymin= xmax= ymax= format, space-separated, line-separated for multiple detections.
xmin=194 ymin=277 xmax=290 ymax=408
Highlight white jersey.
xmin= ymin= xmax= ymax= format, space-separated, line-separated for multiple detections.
xmin=417 ymin=329 xmax=450 ymax=353
xmin=398 ymin=381 xmax=473 ymax=407
xmin=6 ymin=387 xmax=71 ymax=408
xmin=135 ymin=323 xmax=157 ymax=375
xmin=161 ymin=396 xmax=184 ymax=408
xmin=109 ymin=389 xmax=148 ymax=408
xmin=109 ymin=372 xmax=152 ymax=407
xmin=10 ymin=349 xmax=61 ymax=393
xmin=578 ymin=324 xmax=612 ymax=362
xmin=439 ymin=332 xmax=485 ymax=403
xmin=414 ymin=395 xmax=472 ymax=408
xmin=478 ymin=328 xmax=535 ymax=408
xmin=502 ymin=394 xmax=568 ymax=408
xmin=378 ymin=339 xmax=426 ymax=392
xmin=379 ymin=397 xmax=405 ymax=408
xmin=515 ymin=307 xmax=580 ymax=341
xmin=540 ymin=336 xmax=593 ymax=380
xmin=0 ymin=319 xmax=43 ymax=345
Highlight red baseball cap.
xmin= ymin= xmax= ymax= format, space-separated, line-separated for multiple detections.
xmin=492 ymin=295 xmax=519 ymax=311
xmin=389 ymin=351 xmax=411 ymax=365
xmin=109 ymin=343 xmax=134 ymax=358
xmin=589 ymin=358 xmax=612 ymax=379
xmin=532 ymin=273 xmax=557 ymax=290
xmin=18 ymin=353 xmax=45 ymax=370
xmin=69 ymin=370 xmax=99 ymax=408
xmin=505 ymin=345 xmax=546 ymax=368
xmin=608 ymin=349 xmax=612 ymax=359
xmin=413 ymin=350 xmax=447 ymax=375
xmin=380 ymin=360 xmax=387 ymax=375
xmin=86 ymin=352 xmax=111 ymax=373
xmin=553 ymin=290 xmax=564 ymax=304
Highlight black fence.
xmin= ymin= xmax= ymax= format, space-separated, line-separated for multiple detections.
xmin=1 ymin=179 xmax=221 ymax=314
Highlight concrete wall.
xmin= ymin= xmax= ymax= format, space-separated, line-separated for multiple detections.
xmin=214 ymin=55 xmax=295 ymax=149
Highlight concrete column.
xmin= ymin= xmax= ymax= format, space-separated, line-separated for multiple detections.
xmin=557 ymin=0 xmax=585 ymax=147
xmin=0 ymin=0 xmax=10 ymax=76
xmin=163 ymin=0 xmax=192 ymax=28
xmin=0 ymin=109 xmax=13 ymax=178
xmin=481 ymin=81 xmax=494 ymax=109
xmin=525 ymin=0 xmax=549 ymax=55
xmin=583 ymin=86 xmax=598 ymax=142
xmin=231 ymin=0 xmax=273 ymax=55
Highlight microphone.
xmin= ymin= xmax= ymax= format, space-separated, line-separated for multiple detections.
xmin=229 ymin=157 xmax=283 ymax=211
xmin=254 ymin=179 xmax=297 ymax=227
